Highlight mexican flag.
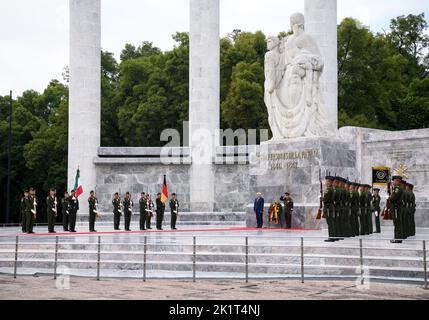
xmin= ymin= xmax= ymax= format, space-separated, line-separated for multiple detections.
xmin=161 ymin=175 xmax=168 ymax=203
xmin=74 ymin=169 xmax=83 ymax=198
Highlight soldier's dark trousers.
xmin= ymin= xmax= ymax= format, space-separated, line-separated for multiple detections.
xmin=26 ymin=212 xmax=34 ymax=233
xmin=114 ymin=212 xmax=121 ymax=230
xmin=393 ymin=208 xmax=404 ymax=240
xmin=69 ymin=211 xmax=77 ymax=232
xmin=335 ymin=213 xmax=342 ymax=237
xmin=359 ymin=214 xmax=366 ymax=235
xmin=410 ymin=212 xmax=416 ymax=237
xmin=375 ymin=215 xmax=381 ymax=233
xmin=48 ymin=212 xmax=56 ymax=233
xmin=285 ymin=212 xmax=292 ymax=229
xmin=351 ymin=213 xmax=359 ymax=236
xmin=146 ymin=214 xmax=152 ymax=229
xmin=21 ymin=211 xmax=27 ymax=233
xmin=140 ymin=213 xmax=146 ymax=230
xmin=327 ymin=216 xmax=336 ymax=238
xmin=171 ymin=212 xmax=178 ymax=229
xmin=124 ymin=212 xmax=131 ymax=231
xmin=368 ymin=213 xmax=373 ymax=234
xmin=63 ymin=213 xmax=69 ymax=231
xmin=89 ymin=212 xmax=96 ymax=231
xmin=156 ymin=211 xmax=164 ymax=229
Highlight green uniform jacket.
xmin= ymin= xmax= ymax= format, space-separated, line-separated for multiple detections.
xmin=323 ymin=186 xmax=334 ymax=218
xmin=390 ymin=184 xmax=404 ymax=217
xmin=112 ymin=198 xmax=121 ymax=214
xmin=61 ymin=198 xmax=70 ymax=215
xmin=46 ymin=196 xmax=57 ymax=215
xmin=372 ymin=195 xmax=381 ymax=212
xmin=333 ymin=187 xmax=341 ymax=218
xmin=88 ymin=197 xmax=98 ymax=213
xmin=69 ymin=197 xmax=79 ymax=213
xmin=123 ymin=198 xmax=133 ymax=214
xmin=170 ymin=199 xmax=179 ymax=214
xmin=139 ymin=198 xmax=147 ymax=214
xmin=156 ymin=198 xmax=165 ymax=214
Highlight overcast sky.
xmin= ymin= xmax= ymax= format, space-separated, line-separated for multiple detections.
xmin=0 ymin=0 xmax=428 ymax=96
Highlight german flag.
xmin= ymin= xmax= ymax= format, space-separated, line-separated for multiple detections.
xmin=161 ymin=175 xmax=168 ymax=203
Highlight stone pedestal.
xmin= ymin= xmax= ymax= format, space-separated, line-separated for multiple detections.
xmin=247 ymin=136 xmax=357 ymax=229
xmin=68 ymin=0 xmax=101 ymax=197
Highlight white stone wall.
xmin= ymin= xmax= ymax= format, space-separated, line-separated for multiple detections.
xmin=68 ymin=0 xmax=101 ymax=197
xmin=305 ymin=0 xmax=338 ymax=133
xmin=189 ymin=0 xmax=220 ymax=211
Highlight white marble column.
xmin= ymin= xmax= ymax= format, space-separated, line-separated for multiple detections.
xmin=305 ymin=0 xmax=338 ymax=133
xmin=68 ymin=0 xmax=101 ymax=200
xmin=189 ymin=0 xmax=220 ymax=212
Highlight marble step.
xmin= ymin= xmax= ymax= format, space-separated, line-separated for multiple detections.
xmin=0 ymin=251 xmax=425 ymax=269
xmin=0 ymin=262 xmax=426 ymax=280
xmin=76 ymin=212 xmax=246 ymax=223
xmin=1 ymin=267 xmax=425 ymax=283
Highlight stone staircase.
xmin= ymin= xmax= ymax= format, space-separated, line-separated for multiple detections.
xmin=0 ymin=235 xmax=427 ymax=283
xmin=76 ymin=212 xmax=247 ymax=228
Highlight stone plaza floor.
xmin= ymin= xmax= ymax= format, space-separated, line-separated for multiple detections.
xmin=0 ymin=275 xmax=428 ymax=300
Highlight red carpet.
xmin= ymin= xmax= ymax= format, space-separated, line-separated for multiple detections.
xmin=18 ymin=227 xmax=319 ymax=237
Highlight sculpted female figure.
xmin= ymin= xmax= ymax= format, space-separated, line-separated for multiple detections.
xmin=265 ymin=13 xmax=329 ymax=140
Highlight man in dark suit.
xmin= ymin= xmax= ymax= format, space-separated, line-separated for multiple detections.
xmin=254 ymin=192 xmax=265 ymax=228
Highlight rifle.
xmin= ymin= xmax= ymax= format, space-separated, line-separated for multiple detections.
xmin=382 ymin=181 xmax=392 ymax=220
xmin=316 ymin=168 xmax=324 ymax=220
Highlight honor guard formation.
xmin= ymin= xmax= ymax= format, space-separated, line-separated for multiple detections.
xmin=19 ymin=188 xmax=180 ymax=234
xmin=322 ymin=175 xmax=416 ymax=243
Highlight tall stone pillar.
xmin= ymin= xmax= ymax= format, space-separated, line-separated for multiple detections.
xmin=305 ymin=0 xmax=338 ymax=133
xmin=189 ymin=0 xmax=220 ymax=212
xmin=68 ymin=0 xmax=101 ymax=201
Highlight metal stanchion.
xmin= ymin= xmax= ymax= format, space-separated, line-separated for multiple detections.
xmin=97 ymin=236 xmax=101 ymax=281
xmin=13 ymin=236 xmax=19 ymax=279
xmin=193 ymin=237 xmax=196 ymax=282
xmin=423 ymin=240 xmax=427 ymax=290
xmin=143 ymin=236 xmax=147 ymax=282
xmin=360 ymin=239 xmax=364 ymax=285
xmin=54 ymin=236 xmax=59 ymax=280
xmin=301 ymin=237 xmax=305 ymax=284
xmin=245 ymin=237 xmax=249 ymax=283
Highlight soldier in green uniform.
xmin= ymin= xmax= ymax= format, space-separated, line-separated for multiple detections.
xmin=402 ymin=180 xmax=411 ymax=239
xmin=62 ymin=191 xmax=70 ymax=232
xmin=146 ymin=194 xmax=154 ymax=230
xmin=281 ymin=193 xmax=294 ymax=229
xmin=156 ymin=193 xmax=165 ymax=230
xmin=20 ymin=190 xmax=29 ymax=233
xmin=323 ymin=175 xmax=337 ymax=242
xmin=123 ymin=192 xmax=133 ymax=232
xmin=390 ymin=176 xmax=405 ymax=243
xmin=359 ymin=184 xmax=368 ymax=235
xmin=350 ymin=183 xmax=360 ymax=237
xmin=169 ymin=193 xmax=179 ymax=230
xmin=88 ymin=191 xmax=98 ymax=232
xmin=26 ymin=188 xmax=37 ymax=234
xmin=46 ymin=188 xmax=57 ymax=233
xmin=333 ymin=177 xmax=343 ymax=239
xmin=343 ymin=180 xmax=352 ymax=237
xmin=139 ymin=192 xmax=147 ymax=231
xmin=112 ymin=193 xmax=122 ymax=230
xmin=366 ymin=185 xmax=373 ymax=234
xmin=407 ymin=183 xmax=416 ymax=237
xmin=372 ymin=188 xmax=382 ymax=233
xmin=68 ymin=190 xmax=79 ymax=233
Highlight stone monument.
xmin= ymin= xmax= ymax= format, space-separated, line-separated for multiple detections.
xmin=265 ymin=13 xmax=331 ymax=139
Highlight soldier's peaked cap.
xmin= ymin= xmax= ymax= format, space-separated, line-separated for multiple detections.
xmin=373 ymin=188 xmax=380 ymax=192
xmin=392 ymin=176 xmax=403 ymax=181
xmin=325 ymin=175 xmax=334 ymax=181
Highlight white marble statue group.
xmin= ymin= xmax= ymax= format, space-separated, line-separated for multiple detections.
xmin=265 ymin=13 xmax=330 ymax=140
